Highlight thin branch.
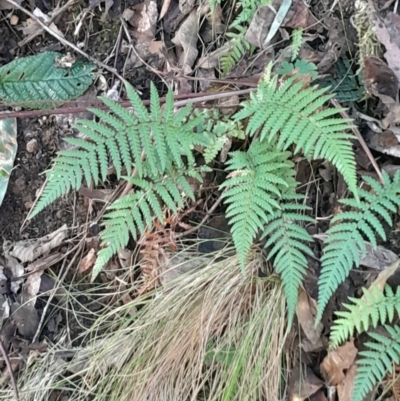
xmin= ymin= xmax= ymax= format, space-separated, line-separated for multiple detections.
xmin=0 ymin=339 xmax=19 ymax=401
xmin=331 ymin=99 xmax=384 ymax=184
xmin=18 ymin=0 xmax=79 ymax=47
xmin=0 ymin=88 xmax=254 ymax=120
xmin=175 ymin=190 xmax=227 ymax=239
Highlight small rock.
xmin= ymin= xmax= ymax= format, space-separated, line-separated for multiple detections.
xmin=26 ymin=138 xmax=39 ymax=153
xmin=10 ymin=15 xmax=19 ymax=25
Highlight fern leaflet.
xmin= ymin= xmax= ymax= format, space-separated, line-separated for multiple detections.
xmin=221 ymin=29 xmax=252 ymax=76
xmin=317 ymin=171 xmax=400 ymax=321
xmin=262 ymin=189 xmax=314 ymax=323
xmin=29 ymin=82 xmax=205 ymax=219
xmin=233 ymin=70 xmax=358 ymax=197
xmin=220 ymin=139 xmax=294 ymax=269
xmin=330 ymin=284 xmax=400 ymax=350
xmin=352 ymin=325 xmax=400 ymax=401
xmin=291 ymin=28 xmax=303 ymax=61
xmin=93 ymin=169 xmax=200 ymax=277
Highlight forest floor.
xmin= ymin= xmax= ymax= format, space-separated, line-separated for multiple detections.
xmin=1 ymin=0 xmax=400 ymax=400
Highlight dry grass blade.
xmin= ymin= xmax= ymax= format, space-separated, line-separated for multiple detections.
xmin=6 ymin=247 xmax=288 ymax=401
xmin=72 ymin=248 xmax=288 ymax=401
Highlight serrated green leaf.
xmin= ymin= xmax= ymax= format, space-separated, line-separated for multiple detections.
xmin=0 ymin=52 xmax=95 ymax=109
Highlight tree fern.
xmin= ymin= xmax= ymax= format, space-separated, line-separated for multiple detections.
xmin=220 ymin=139 xmax=294 ymax=270
xmin=330 ymin=284 xmax=400 ymax=350
xmin=28 ymin=82 xmax=205 ymax=219
xmin=317 ymin=171 xmax=400 ymax=321
xmin=352 ymin=325 xmax=400 ymax=401
xmin=94 ymin=168 xmax=200 ymax=277
xmin=262 ymin=188 xmax=314 ymax=323
xmin=233 ymin=68 xmax=358 ymax=197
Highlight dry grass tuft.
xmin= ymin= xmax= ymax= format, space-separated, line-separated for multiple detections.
xmin=4 ymin=247 xmax=288 ymax=401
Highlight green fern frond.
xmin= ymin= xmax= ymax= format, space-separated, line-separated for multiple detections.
xmin=29 ymin=82 xmax=205 ymax=219
xmin=317 ymin=171 xmax=400 ymax=322
xmin=330 ymin=285 xmax=400 ymax=350
xmin=202 ymin=119 xmax=245 ymax=163
xmin=230 ymin=0 xmax=270 ymax=29
xmin=352 ymin=325 xmax=400 ymax=401
xmin=233 ymin=72 xmax=358 ymax=197
xmin=93 ymin=171 xmax=196 ymax=278
xmin=220 ymin=139 xmax=294 ymax=270
xmin=291 ymin=28 xmax=303 ymax=61
xmin=221 ymin=29 xmax=252 ymax=76
xmin=262 ymin=190 xmax=314 ymax=323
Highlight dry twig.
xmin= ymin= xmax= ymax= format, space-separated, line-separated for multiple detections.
xmin=0 ymin=339 xmax=19 ymax=401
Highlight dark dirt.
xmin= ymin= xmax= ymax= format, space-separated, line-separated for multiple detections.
xmin=0 ymin=117 xmax=87 ymax=243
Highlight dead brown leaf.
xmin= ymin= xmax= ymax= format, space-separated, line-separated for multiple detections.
xmin=283 ymin=0 xmax=320 ymax=30
xmin=359 ymin=242 xmax=398 ymax=270
xmin=364 ymin=56 xmax=398 ymax=100
xmin=159 ymin=0 xmax=172 ymax=20
xmin=197 ymin=42 xmax=232 ymax=69
xmin=0 ymin=0 xmax=21 ymax=10
xmin=78 ymin=249 xmax=97 ymax=273
xmin=370 ymin=259 xmax=400 ymax=292
xmin=179 ymin=0 xmax=195 ymax=15
xmin=148 ymin=41 xmax=164 ymax=55
xmin=131 ymin=0 xmax=158 ymax=41
xmin=9 ymin=224 xmax=68 ymax=263
xmin=320 ymin=339 xmax=358 ymax=386
xmin=369 ymin=0 xmax=400 ymax=84
xmin=296 ymin=287 xmax=323 ymax=350
xmin=11 ymin=302 xmax=40 ymax=338
xmin=172 ymin=9 xmax=199 ymax=74
xmin=23 ymin=271 xmax=43 ymax=307
xmin=289 ymin=366 xmax=324 ymax=401
xmin=245 ymin=0 xmax=281 ymax=48
xmin=337 ymin=363 xmax=357 ymax=401
xmin=364 ymin=127 xmax=400 ymax=158
xmin=317 ymin=16 xmax=345 ymax=73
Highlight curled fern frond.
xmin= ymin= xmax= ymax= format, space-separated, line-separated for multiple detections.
xmin=220 ymin=139 xmax=294 ymax=270
xmin=94 ymin=170 xmax=199 ymax=278
xmin=330 ymin=284 xmax=400 ymax=350
xmin=262 ymin=189 xmax=314 ymax=323
xmin=317 ymin=171 xmax=400 ymax=321
xmin=29 ymin=82 xmax=204 ymax=219
xmin=352 ymin=325 xmax=400 ymax=401
xmin=233 ymin=71 xmax=358 ymax=197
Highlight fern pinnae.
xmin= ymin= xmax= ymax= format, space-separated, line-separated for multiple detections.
xmin=125 ymin=81 xmax=150 ymax=123
xmin=352 ymin=325 xmax=400 ymax=401
xmin=233 ymin=74 xmax=358 ymax=197
xmin=221 ymin=140 xmax=294 ymax=269
xmin=291 ymin=28 xmax=303 ymax=61
xmin=94 ymin=172 xmax=194 ymax=278
xmin=261 ymin=190 xmax=314 ymax=323
xmin=330 ymin=285 xmax=400 ymax=350
xmin=317 ymin=171 xmax=400 ymax=322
